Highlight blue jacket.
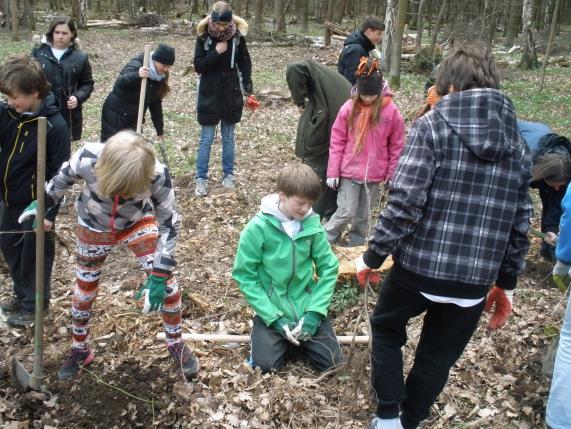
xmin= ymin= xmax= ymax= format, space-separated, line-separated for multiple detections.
xmin=557 ymin=188 xmax=571 ymax=264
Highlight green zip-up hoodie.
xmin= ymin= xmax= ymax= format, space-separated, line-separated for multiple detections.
xmin=232 ymin=194 xmax=339 ymax=327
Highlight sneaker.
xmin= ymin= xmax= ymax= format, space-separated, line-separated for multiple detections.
xmin=168 ymin=342 xmax=200 ymax=379
xmin=7 ymin=310 xmax=35 ymax=327
xmin=58 ymin=347 xmax=95 ymax=380
xmin=0 ymin=297 xmax=21 ymax=313
xmin=222 ymin=174 xmax=235 ymax=188
xmin=195 ymin=178 xmax=208 ymax=197
xmin=370 ymin=416 xmax=404 ymax=429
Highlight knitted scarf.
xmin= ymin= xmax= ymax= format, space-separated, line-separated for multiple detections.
xmin=207 ymin=19 xmax=237 ymax=42
xmin=353 ymin=97 xmax=392 ymax=154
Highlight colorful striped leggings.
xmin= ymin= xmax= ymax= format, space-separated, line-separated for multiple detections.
xmin=71 ymin=217 xmax=182 ymax=349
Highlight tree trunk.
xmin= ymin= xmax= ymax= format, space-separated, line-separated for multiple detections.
xmin=324 ymin=0 xmax=334 ymax=46
xmin=504 ymin=0 xmax=522 ymax=46
xmin=429 ymin=0 xmax=447 ymax=56
xmin=382 ymin=0 xmax=396 ymax=72
xmin=234 ymin=0 xmax=242 ymax=16
xmin=415 ymin=0 xmax=426 ymax=53
xmin=297 ymin=0 xmax=308 ymax=32
xmin=252 ymin=0 xmax=263 ymax=39
xmin=520 ymin=0 xmax=539 ymax=69
xmin=10 ymin=0 xmax=18 ymax=40
xmin=128 ymin=0 xmax=136 ymax=19
xmin=191 ymin=0 xmax=199 ymax=15
xmin=20 ymin=0 xmax=34 ymax=30
xmin=333 ymin=0 xmax=348 ymax=23
xmin=389 ymin=0 xmax=408 ymax=89
xmin=539 ymin=0 xmax=561 ymax=90
xmin=273 ymin=0 xmax=286 ymax=33
xmin=478 ymin=0 xmax=491 ymax=40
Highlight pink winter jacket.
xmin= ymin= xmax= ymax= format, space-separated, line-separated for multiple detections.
xmin=327 ymin=98 xmax=405 ymax=183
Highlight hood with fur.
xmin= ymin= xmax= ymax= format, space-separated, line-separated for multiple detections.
xmin=196 ymin=14 xmax=248 ymax=37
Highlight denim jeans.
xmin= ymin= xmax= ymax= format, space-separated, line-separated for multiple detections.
xmin=195 ymin=121 xmax=236 ymax=180
xmin=546 ymin=295 xmax=571 ymax=429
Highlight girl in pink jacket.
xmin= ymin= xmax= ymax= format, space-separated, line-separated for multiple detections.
xmin=324 ymin=57 xmax=405 ymax=246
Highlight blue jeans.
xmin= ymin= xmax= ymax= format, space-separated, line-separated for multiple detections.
xmin=546 ymin=295 xmax=571 ymax=429
xmin=195 ymin=121 xmax=236 ymax=180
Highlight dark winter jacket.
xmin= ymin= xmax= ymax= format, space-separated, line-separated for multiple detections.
xmin=194 ymin=16 xmax=253 ymax=126
xmin=31 ymin=37 xmax=94 ymax=141
xmin=286 ymin=59 xmax=351 ymax=160
xmin=100 ymin=53 xmax=167 ymax=141
xmin=364 ymin=88 xmax=533 ymax=298
xmin=528 ymin=132 xmax=571 ymax=233
xmin=0 ymin=93 xmax=71 ymax=207
xmin=337 ymin=31 xmax=376 ymax=85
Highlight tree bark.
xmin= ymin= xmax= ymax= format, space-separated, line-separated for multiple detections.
xmin=324 ymin=0 xmax=334 ymax=46
xmin=10 ymin=0 xmax=18 ymax=40
xmin=297 ymin=0 xmax=308 ymax=32
xmin=333 ymin=0 xmax=348 ymax=23
xmin=273 ymin=0 xmax=286 ymax=33
xmin=382 ymin=0 xmax=396 ymax=72
xmin=505 ymin=0 xmax=522 ymax=46
xmin=389 ymin=0 xmax=408 ymax=89
xmin=520 ymin=0 xmax=539 ymax=69
xmin=415 ymin=0 xmax=426 ymax=53
xmin=429 ymin=0 xmax=447 ymax=57
xmin=539 ymin=0 xmax=561 ymax=90
xmin=20 ymin=0 xmax=35 ymax=30
xmin=252 ymin=0 xmax=263 ymax=39
xmin=234 ymin=0 xmax=242 ymax=16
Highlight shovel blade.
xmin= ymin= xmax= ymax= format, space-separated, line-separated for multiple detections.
xmin=10 ymin=357 xmax=31 ymax=391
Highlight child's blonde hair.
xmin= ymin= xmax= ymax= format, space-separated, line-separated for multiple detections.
xmin=277 ymin=164 xmax=321 ymax=201
xmin=95 ymin=131 xmax=156 ymax=199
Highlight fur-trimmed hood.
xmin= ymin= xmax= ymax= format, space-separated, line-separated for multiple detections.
xmin=196 ymin=14 xmax=248 ymax=37
xmin=32 ymin=34 xmax=82 ymax=50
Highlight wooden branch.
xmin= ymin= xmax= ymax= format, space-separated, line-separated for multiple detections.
xmin=157 ymin=333 xmax=370 ymax=344
xmin=324 ymin=20 xmax=350 ymax=36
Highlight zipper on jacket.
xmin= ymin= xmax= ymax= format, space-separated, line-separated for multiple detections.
xmin=285 ymin=238 xmax=299 ymax=321
xmin=31 ymin=174 xmax=36 ymax=200
xmin=3 ymin=119 xmax=35 ymax=205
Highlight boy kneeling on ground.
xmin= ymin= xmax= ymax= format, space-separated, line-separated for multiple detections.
xmin=233 ymin=164 xmax=343 ymax=372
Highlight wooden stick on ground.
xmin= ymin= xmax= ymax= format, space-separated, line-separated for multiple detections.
xmin=157 ymin=333 xmax=370 ymax=344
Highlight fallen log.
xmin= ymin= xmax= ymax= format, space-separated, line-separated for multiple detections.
xmin=157 ymin=333 xmax=369 ymax=344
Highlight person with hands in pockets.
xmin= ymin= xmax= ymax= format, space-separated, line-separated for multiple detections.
xmin=193 ymin=1 xmax=253 ymax=196
xmin=20 ymin=130 xmax=199 ymax=381
xmin=232 ymin=164 xmax=342 ymax=373
xmin=355 ymin=42 xmax=533 ymax=429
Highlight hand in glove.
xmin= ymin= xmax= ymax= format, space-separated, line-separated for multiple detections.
xmin=552 ymin=260 xmax=571 ymax=292
xmin=271 ymin=316 xmax=300 ymax=346
xmin=484 ymin=286 xmax=514 ymax=330
xmin=326 ymin=177 xmax=339 ymax=190
xmin=18 ymin=201 xmax=38 ymax=227
xmin=355 ymin=254 xmax=381 ymax=288
xmin=245 ymin=95 xmax=260 ymax=111
xmin=292 ymin=311 xmax=323 ymax=341
xmin=136 ymin=272 xmax=168 ymax=313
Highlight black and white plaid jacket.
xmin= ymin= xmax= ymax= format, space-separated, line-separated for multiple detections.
xmin=364 ymin=88 xmax=533 ymax=298
xmin=46 ymin=142 xmax=180 ymax=272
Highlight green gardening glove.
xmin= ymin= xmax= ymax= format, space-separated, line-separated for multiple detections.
xmin=136 ymin=272 xmax=168 ymax=313
xmin=295 ymin=311 xmax=323 ymax=341
xmin=270 ymin=316 xmax=299 ymax=345
xmin=553 ymin=261 xmax=571 ymax=292
xmin=18 ymin=201 xmax=38 ymax=228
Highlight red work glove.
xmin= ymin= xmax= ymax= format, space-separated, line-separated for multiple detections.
xmin=484 ymin=286 xmax=514 ymax=330
xmin=355 ymin=255 xmax=381 ymax=289
xmin=245 ymin=95 xmax=260 ymax=111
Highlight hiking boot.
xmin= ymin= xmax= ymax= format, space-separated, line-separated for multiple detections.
xmin=0 ymin=297 xmax=21 ymax=313
xmin=540 ymin=243 xmax=556 ymax=263
xmin=222 ymin=174 xmax=235 ymax=188
xmin=168 ymin=342 xmax=200 ymax=379
xmin=58 ymin=347 xmax=95 ymax=380
xmin=195 ymin=178 xmax=208 ymax=197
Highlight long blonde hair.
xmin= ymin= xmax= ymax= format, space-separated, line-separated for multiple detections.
xmin=95 ymin=131 xmax=156 ymax=199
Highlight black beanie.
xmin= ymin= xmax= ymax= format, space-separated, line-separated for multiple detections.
xmin=357 ymin=72 xmax=383 ymax=96
xmin=211 ymin=9 xmax=233 ymax=22
xmin=153 ymin=44 xmax=175 ymax=66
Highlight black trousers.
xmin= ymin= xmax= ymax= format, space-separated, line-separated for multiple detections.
xmin=251 ymin=315 xmax=343 ymax=373
xmin=303 ymin=155 xmax=337 ymax=221
xmin=370 ymin=268 xmax=485 ymax=429
xmin=0 ymin=203 xmax=55 ymax=312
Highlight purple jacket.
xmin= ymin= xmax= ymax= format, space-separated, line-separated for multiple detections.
xmin=327 ymin=98 xmax=405 ymax=183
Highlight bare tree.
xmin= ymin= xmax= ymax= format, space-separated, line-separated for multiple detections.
xmin=539 ymin=0 xmax=561 ymax=90
xmin=430 ymin=0 xmax=447 ymax=56
xmin=415 ymin=0 xmax=426 ymax=53
xmin=333 ymin=0 xmax=348 ymax=23
xmin=273 ymin=0 xmax=286 ymax=33
xmin=389 ymin=0 xmax=408 ymax=88
xmin=382 ymin=0 xmax=396 ymax=72
xmin=324 ymin=0 xmax=334 ymax=46
xmin=520 ymin=0 xmax=539 ymax=69
xmin=504 ymin=0 xmax=522 ymax=46
xmin=20 ymin=0 xmax=35 ymax=30
xmin=234 ymin=0 xmax=242 ymax=16
xmin=296 ymin=0 xmax=308 ymax=32
xmin=9 ymin=0 xmax=18 ymax=40
xmin=252 ymin=0 xmax=263 ymax=39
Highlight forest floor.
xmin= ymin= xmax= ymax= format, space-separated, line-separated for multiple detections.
xmin=0 ymin=23 xmax=571 ymax=429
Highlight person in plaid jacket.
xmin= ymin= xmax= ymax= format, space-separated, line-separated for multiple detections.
xmin=357 ymin=42 xmax=533 ymax=429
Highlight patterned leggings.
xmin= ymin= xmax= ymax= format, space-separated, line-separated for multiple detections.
xmin=71 ymin=216 xmax=182 ymax=349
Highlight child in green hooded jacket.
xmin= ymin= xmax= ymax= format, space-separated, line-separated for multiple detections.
xmin=232 ymin=164 xmax=342 ymax=373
